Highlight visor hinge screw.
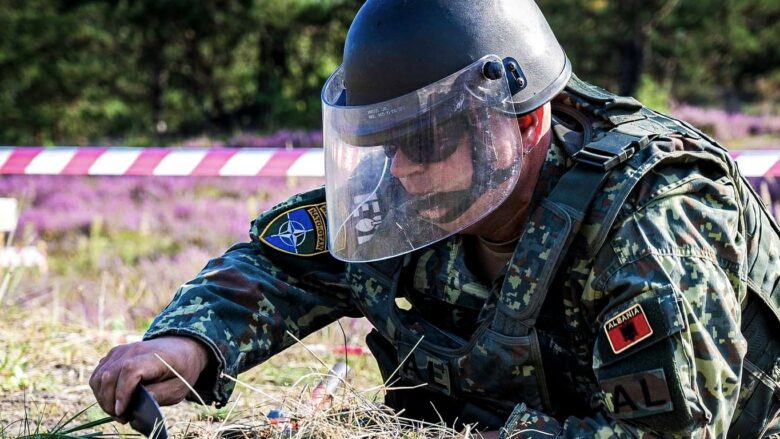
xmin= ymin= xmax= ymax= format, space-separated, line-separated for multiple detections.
xmin=482 ymin=61 xmax=504 ymax=80
xmin=516 ymin=77 xmax=526 ymax=88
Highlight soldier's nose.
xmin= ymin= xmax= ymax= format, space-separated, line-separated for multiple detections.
xmin=389 ymin=148 xmax=425 ymax=178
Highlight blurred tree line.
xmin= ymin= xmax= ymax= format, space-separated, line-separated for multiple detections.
xmin=1 ymin=0 xmax=778 ymax=145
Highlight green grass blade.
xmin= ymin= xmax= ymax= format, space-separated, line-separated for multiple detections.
xmin=50 ymin=405 xmax=96 ymax=434
xmin=57 ymin=416 xmax=114 ymax=435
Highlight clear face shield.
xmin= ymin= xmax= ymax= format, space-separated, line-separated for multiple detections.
xmin=322 ymin=55 xmax=524 ymax=262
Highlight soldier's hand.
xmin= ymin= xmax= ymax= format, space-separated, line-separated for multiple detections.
xmin=89 ymin=336 xmax=211 ymax=420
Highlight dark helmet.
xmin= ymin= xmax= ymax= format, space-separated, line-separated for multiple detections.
xmin=322 ymin=0 xmax=571 ymax=262
xmin=341 ymin=0 xmax=571 ymax=114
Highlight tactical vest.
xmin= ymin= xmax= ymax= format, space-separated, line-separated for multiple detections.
xmin=348 ymin=75 xmax=780 ymax=435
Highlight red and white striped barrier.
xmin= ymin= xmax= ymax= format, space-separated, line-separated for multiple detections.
xmin=1 ymin=147 xmax=780 ymax=177
xmin=0 ymin=147 xmax=325 ymax=177
xmin=730 ymin=150 xmax=780 ymax=178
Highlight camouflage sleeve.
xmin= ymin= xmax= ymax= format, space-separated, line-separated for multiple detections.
xmin=503 ymin=167 xmax=748 ymax=437
xmin=143 ymin=188 xmax=358 ymax=406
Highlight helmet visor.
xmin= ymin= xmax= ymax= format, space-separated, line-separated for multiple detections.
xmin=322 ymin=55 xmax=524 ymax=262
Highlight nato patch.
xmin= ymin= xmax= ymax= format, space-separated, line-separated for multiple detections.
xmin=602 ymin=368 xmax=673 ymax=418
xmin=260 ymin=203 xmax=328 ymax=256
xmin=604 ymin=304 xmax=653 ymax=354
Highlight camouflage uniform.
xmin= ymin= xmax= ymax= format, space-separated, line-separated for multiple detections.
xmin=145 ymin=78 xmax=780 ymax=438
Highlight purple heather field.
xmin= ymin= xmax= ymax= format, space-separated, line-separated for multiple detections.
xmin=671 ymin=105 xmax=780 ymax=144
xmin=0 ymin=174 xmax=324 ymax=327
xmin=1 ymin=175 xmax=315 ymax=247
xmin=0 ymin=129 xmax=332 ymax=328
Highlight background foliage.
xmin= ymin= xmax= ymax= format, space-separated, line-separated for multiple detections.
xmin=1 ymin=0 xmax=779 ymax=145
xmin=540 ymin=0 xmax=780 ymax=110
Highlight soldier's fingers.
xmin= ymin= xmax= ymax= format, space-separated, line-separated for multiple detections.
xmin=89 ymin=348 xmax=126 ymax=414
xmin=90 ymin=345 xmax=129 ymax=394
xmin=91 ymin=356 xmax=115 ymax=394
xmin=144 ymin=378 xmax=192 ymax=406
xmin=95 ymin=366 xmax=120 ymax=416
xmin=89 ymin=365 xmax=102 ymax=394
xmin=94 ymin=351 xmax=141 ymax=417
xmin=113 ymin=354 xmax=170 ymax=416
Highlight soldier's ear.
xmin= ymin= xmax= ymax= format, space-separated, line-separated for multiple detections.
xmin=517 ymin=104 xmax=549 ymax=150
xmin=517 ymin=110 xmax=536 ymax=131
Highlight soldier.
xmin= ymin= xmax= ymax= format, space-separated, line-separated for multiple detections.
xmin=91 ymin=1 xmax=780 ymax=437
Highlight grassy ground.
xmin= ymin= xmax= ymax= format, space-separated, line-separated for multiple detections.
xmin=0 ymin=298 xmax=431 ymax=437
xmin=0 ymin=267 xmax=473 ymax=438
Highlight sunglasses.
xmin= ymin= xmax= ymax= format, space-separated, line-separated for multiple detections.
xmin=383 ymin=114 xmax=470 ymax=165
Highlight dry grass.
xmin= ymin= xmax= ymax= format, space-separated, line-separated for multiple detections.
xmin=0 ymin=301 xmax=487 ymax=438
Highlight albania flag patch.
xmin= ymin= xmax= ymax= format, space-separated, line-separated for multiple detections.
xmin=604 ymin=304 xmax=654 ymax=354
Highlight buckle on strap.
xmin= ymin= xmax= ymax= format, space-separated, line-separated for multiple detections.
xmin=400 ymin=348 xmax=453 ymax=396
xmin=424 ymin=356 xmax=452 ymax=395
xmin=572 ymin=133 xmax=651 ymax=171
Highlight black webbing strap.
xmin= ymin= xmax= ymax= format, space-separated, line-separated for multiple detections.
xmin=491 ymin=134 xmax=651 ymax=336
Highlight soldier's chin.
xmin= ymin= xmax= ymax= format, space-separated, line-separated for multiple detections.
xmin=404 ymin=189 xmax=473 ymax=229
xmin=419 ymin=207 xmax=472 ymax=234
xmin=419 ymin=206 xmax=452 ymax=222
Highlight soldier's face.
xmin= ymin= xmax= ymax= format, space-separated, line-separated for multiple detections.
xmin=389 ymin=133 xmax=474 ymax=195
xmin=388 ymin=117 xmax=520 ymax=224
xmin=388 ymin=135 xmax=473 ymax=221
